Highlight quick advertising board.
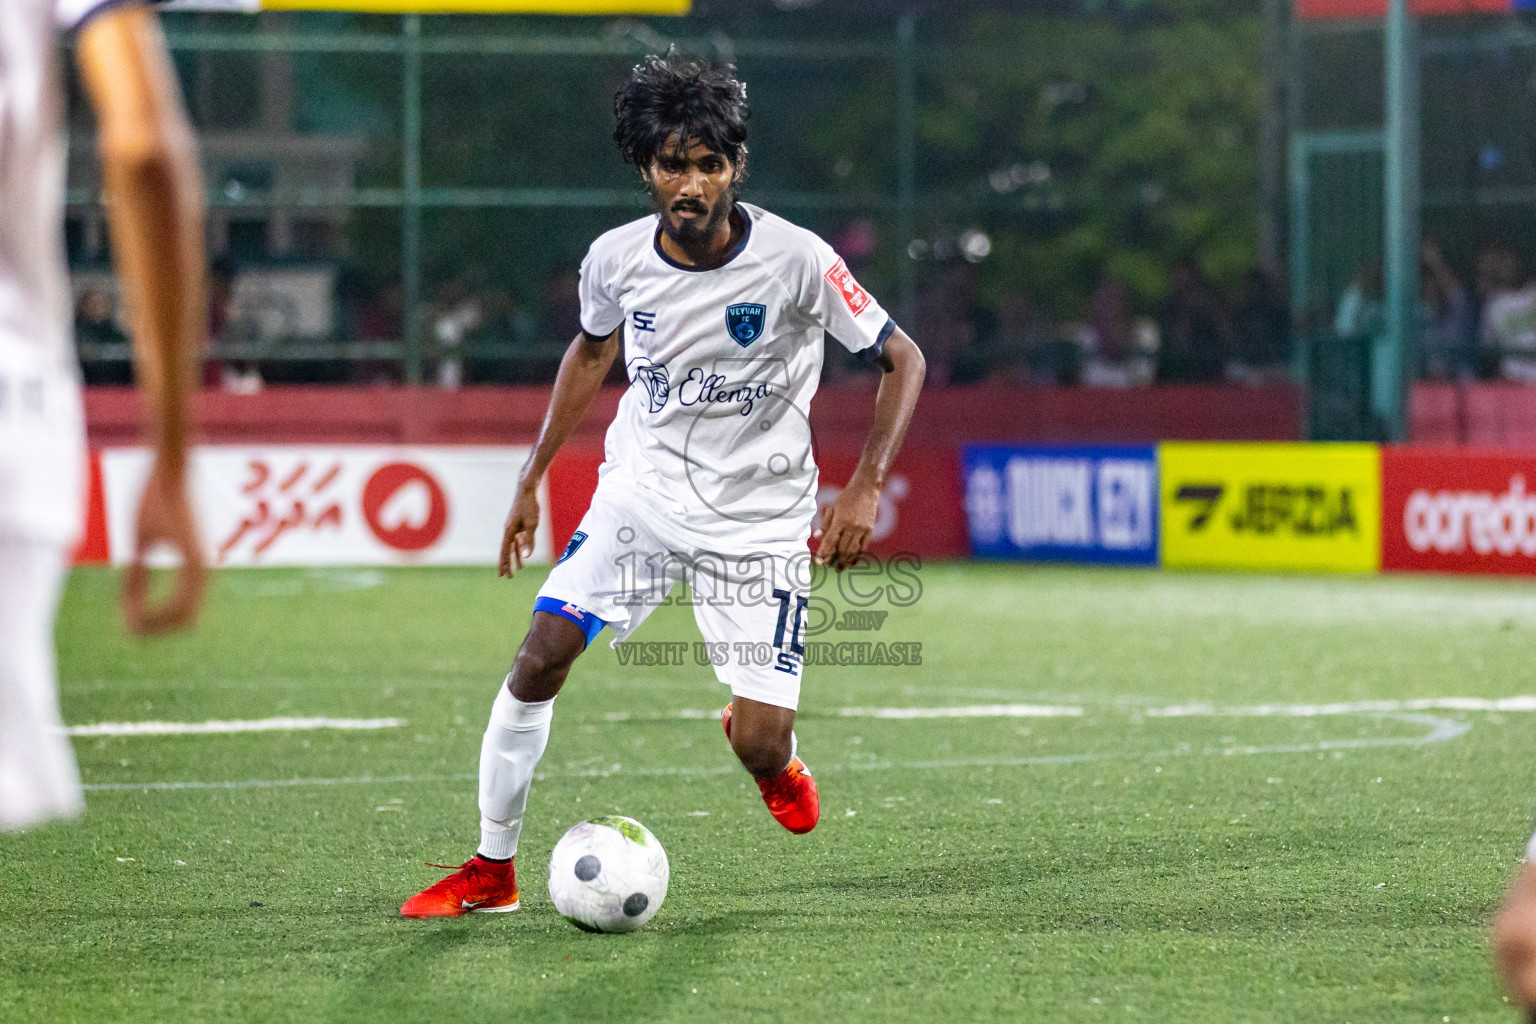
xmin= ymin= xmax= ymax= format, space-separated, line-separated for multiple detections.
xmin=99 ymin=445 xmax=549 ymax=567
xmin=962 ymin=445 xmax=1159 ymax=565
xmin=1159 ymin=443 xmax=1381 ymax=573
xmin=1382 ymin=448 xmax=1536 ymax=575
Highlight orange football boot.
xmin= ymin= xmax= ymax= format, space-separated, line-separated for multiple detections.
xmin=400 ymin=855 xmax=520 ymax=918
xmin=721 ymin=703 xmax=820 ymax=834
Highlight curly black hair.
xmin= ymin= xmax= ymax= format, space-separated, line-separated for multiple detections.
xmin=613 ymin=53 xmax=749 ymax=174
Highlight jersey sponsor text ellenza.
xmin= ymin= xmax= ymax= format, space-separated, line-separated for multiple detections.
xmin=578 ymin=203 xmax=894 ymax=548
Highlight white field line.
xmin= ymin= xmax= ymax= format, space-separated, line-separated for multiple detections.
xmin=66 ymin=717 xmax=404 ymax=738
xmin=612 ymin=706 xmax=1085 ymax=722
xmin=836 ymin=704 xmax=1084 ymax=719
xmin=84 ymin=772 xmax=469 ymax=792
xmin=1142 ymin=697 xmax=1536 ymax=718
xmin=67 ymin=698 xmax=1535 ymax=738
xmin=669 ymin=698 xmax=1536 ymax=721
xmin=81 ymin=712 xmax=1470 ymax=794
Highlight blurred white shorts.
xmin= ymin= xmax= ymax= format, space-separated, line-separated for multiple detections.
xmin=535 ymin=486 xmax=813 ymax=711
xmin=0 ymin=535 xmax=81 ymax=831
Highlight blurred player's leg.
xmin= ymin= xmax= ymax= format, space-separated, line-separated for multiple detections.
xmin=0 ymin=537 xmax=81 ymax=831
xmin=1496 ymin=860 xmax=1536 ymax=1016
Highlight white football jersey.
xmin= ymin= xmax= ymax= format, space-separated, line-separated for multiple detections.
xmin=0 ymin=0 xmax=113 ymax=543
xmin=579 ymin=203 xmax=894 ymax=550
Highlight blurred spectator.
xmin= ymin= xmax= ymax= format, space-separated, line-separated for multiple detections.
xmin=208 ymin=256 xmax=261 ymax=394
xmin=543 ymin=269 xmax=583 ymax=346
xmin=464 ymin=286 xmax=530 ymax=385
xmin=1088 ymin=273 xmax=1133 ymax=362
xmin=914 ymin=264 xmax=987 ymax=387
xmin=1080 ymin=273 xmax=1154 ymax=387
xmin=1419 ymin=240 xmax=1472 ymax=381
xmin=1157 ymin=260 xmax=1232 ymax=383
xmin=1477 ymin=244 xmax=1536 ymax=381
xmin=74 ymin=287 xmax=131 ymax=386
xmin=430 ymin=275 xmax=483 ymax=390
xmin=352 ymin=273 xmax=403 ymax=386
xmin=1229 ymin=268 xmax=1291 ymax=384
xmin=1334 ymin=262 xmax=1382 ymax=339
xmin=74 ymin=287 xmax=125 ymax=348
xmin=988 ymin=292 xmax=1075 ymax=385
xmin=832 ymin=219 xmax=879 ymax=265
xmin=357 ymin=275 xmax=403 ymax=342
xmin=204 ymin=256 xmax=233 ymax=389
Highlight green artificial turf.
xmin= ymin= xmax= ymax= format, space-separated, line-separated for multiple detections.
xmin=5 ymin=563 xmax=1536 ymax=1022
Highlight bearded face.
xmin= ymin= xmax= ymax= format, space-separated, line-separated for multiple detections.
xmin=645 ymin=136 xmax=738 ymax=259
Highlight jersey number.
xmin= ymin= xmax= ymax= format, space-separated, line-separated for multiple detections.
xmin=772 ymin=589 xmax=808 ymax=675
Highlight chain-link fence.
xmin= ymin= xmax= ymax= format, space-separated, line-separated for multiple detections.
xmin=67 ymin=4 xmax=1268 ymax=390
xmin=1293 ymin=12 xmax=1536 ymax=438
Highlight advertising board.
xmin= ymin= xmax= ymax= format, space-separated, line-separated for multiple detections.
xmin=99 ymin=445 xmax=549 ymax=567
xmin=815 ymin=444 xmax=969 ymax=560
xmin=962 ymin=445 xmax=1159 ymax=565
xmin=1382 ymin=447 xmax=1536 ymax=575
xmin=1160 ymin=443 xmax=1381 ymax=573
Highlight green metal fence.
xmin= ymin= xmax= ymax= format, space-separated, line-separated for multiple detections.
xmin=68 ymin=11 xmax=924 ymax=384
xmin=66 ymin=6 xmax=1269 ymax=389
xmin=1289 ymin=12 xmax=1536 ymax=438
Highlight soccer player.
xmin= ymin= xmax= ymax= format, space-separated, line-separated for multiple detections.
xmin=1495 ymin=850 xmax=1536 ymax=1019
xmin=0 ymin=0 xmax=206 ymax=831
xmin=401 ymin=54 xmax=926 ymax=918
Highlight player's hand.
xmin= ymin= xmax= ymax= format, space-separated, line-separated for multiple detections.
xmin=499 ymin=483 xmax=541 ymax=578
xmin=814 ymin=478 xmax=880 ymax=572
xmin=122 ymin=457 xmax=206 ymax=636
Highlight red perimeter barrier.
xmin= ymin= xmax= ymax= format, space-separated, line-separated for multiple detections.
xmin=1411 ymin=383 xmax=1536 ymax=449
xmin=1382 ymin=447 xmax=1536 ymax=576
xmin=85 ymin=383 xmax=1302 ymax=448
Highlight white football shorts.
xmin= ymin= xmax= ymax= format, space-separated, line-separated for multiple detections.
xmin=0 ymin=535 xmax=81 ymax=831
xmin=535 ymin=485 xmax=813 ymax=710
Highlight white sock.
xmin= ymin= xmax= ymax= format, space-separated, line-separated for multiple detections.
xmin=476 ymin=679 xmax=555 ymax=860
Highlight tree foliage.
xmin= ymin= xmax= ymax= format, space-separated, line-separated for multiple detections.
xmin=805 ymin=5 xmax=1264 ymax=317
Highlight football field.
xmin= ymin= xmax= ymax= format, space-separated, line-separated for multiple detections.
xmin=6 ymin=562 xmax=1536 ymax=1023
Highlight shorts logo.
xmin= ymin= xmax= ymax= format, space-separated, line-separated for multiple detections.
xmin=561 ymin=602 xmax=586 ymax=621
xmin=627 ymin=357 xmax=669 ymax=413
xmin=725 ymin=303 xmax=767 ymax=347
xmin=825 ymin=258 xmax=872 ymax=316
xmin=558 ymin=530 xmax=587 ymax=564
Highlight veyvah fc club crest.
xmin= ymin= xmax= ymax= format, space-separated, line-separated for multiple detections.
xmin=725 ymin=303 xmax=767 ymax=347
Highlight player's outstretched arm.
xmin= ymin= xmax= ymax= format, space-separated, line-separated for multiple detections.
xmin=500 ymin=329 xmax=621 ymax=577
xmin=815 ymin=328 xmax=926 ymax=572
xmin=77 ymin=3 xmax=208 ymax=635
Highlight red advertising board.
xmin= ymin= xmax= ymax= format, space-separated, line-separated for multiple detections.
xmin=546 ymin=444 xmax=606 ymax=558
xmin=1296 ymin=0 xmax=1507 ymax=18
xmin=1382 ymin=447 xmax=1536 ymax=575
xmin=808 ymin=443 xmax=967 ymax=560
